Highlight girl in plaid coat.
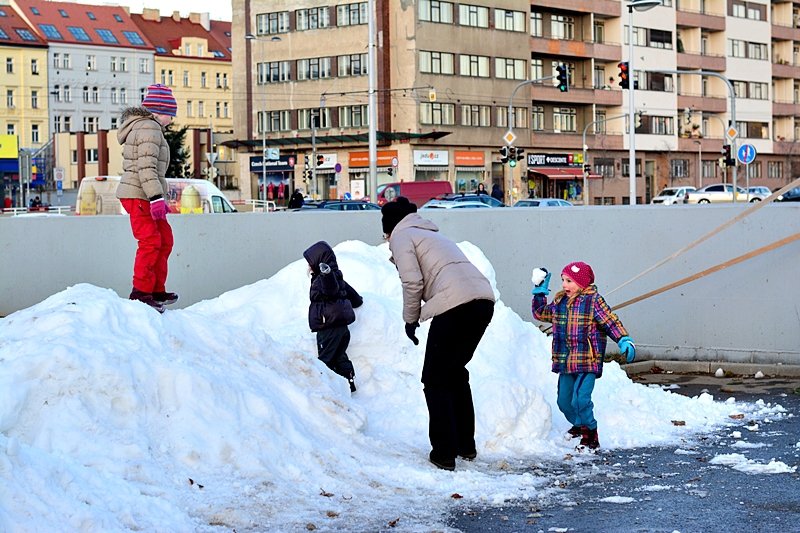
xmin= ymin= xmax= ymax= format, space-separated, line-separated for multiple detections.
xmin=531 ymin=261 xmax=636 ymax=449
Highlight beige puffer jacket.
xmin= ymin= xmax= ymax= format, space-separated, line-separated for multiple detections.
xmin=388 ymin=213 xmax=495 ymax=324
xmin=115 ymin=107 xmax=170 ymax=201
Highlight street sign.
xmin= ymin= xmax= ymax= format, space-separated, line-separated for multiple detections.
xmin=726 ymin=126 xmax=738 ymax=141
xmin=503 ymin=130 xmax=516 ymax=145
xmin=391 ymin=156 xmax=399 ymax=168
xmin=266 ymin=148 xmax=279 ymax=160
xmin=205 ymin=152 xmax=218 ymax=165
xmin=737 ymin=143 xmax=757 ymax=165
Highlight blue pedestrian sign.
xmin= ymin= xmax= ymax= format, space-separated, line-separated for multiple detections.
xmin=737 ymin=144 xmax=757 ymax=165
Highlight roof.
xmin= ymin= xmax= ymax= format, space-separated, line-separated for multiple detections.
xmin=0 ymin=4 xmax=47 ymax=47
xmin=222 ymin=131 xmax=451 ymax=150
xmin=12 ymin=0 xmax=153 ymax=49
xmin=528 ymin=167 xmax=601 ymax=180
xmin=130 ymin=11 xmax=230 ymax=61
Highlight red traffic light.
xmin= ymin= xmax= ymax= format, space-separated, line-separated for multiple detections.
xmin=618 ymin=62 xmax=630 ymax=89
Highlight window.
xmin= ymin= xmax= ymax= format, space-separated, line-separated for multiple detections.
xmin=30 ymin=7 xmax=40 ymax=15
xmin=5 ymin=57 xmax=12 ymax=73
xmin=86 ymin=55 xmax=96 ymax=70
xmin=553 ymin=107 xmax=577 ymax=132
xmin=337 ymin=3 xmax=368 ymax=26
xmin=530 ymin=58 xmax=543 ymax=80
xmin=118 ymin=57 xmax=127 ymax=72
xmin=39 ymin=24 xmax=63 ymax=39
xmin=298 ymin=108 xmax=330 ymax=129
xmin=183 ymin=70 xmax=190 ymax=86
xmin=198 ymin=101 xmax=204 ymax=116
xmin=768 ymin=161 xmax=783 ymax=179
xmin=338 ymin=53 xmax=368 ymax=76
xmin=63 ymin=86 xmax=72 ymax=102
xmin=648 ymin=29 xmax=673 ymax=49
xmin=83 ymin=117 xmax=99 ymax=133
xmin=114 ymin=14 xmax=123 ymax=23
xmin=259 ymin=109 xmax=290 ymax=132
xmin=15 ymin=29 xmax=37 ymax=41
xmin=111 ymin=87 xmax=118 ymax=104
xmin=531 ymin=105 xmax=544 ymax=130
xmin=530 ymin=12 xmax=542 ymax=37
xmin=670 ymin=159 xmax=689 ymax=178
xmin=256 ymin=11 xmax=290 ymax=35
xmin=31 ymin=90 xmax=38 ymax=108
xmin=459 ymin=54 xmax=490 ymax=77
xmin=139 ymin=58 xmax=150 ymax=73
xmin=748 ymin=81 xmax=768 ymax=100
xmin=62 ymin=53 xmax=71 ymax=69
xmin=257 ymin=61 xmax=291 ymax=83
xmin=495 ymin=57 xmax=526 ymax=80
xmin=297 ymin=57 xmax=331 ymax=80
xmin=420 ymin=102 xmax=455 ymax=125
xmin=31 ymin=58 xmax=38 ymax=74
xmin=83 ymin=86 xmax=90 ymax=103
xmin=6 ymin=89 xmax=14 ymax=108
xmin=71 ymin=150 xmax=78 ymax=164
xmin=86 ymin=11 xmax=96 ymax=20
xmin=31 ymin=124 xmax=39 ymax=143
xmin=67 ymin=26 xmax=91 ymax=41
xmin=460 ymin=104 xmax=491 ymax=127
xmin=120 ymin=87 xmax=127 ymax=104
xmin=419 ymin=51 xmax=454 ymax=75
xmin=0 ymin=28 xmax=8 ymax=39
xmin=123 ymin=31 xmax=145 ymax=46
xmin=216 ymin=72 xmax=228 ymax=89
xmin=110 ymin=117 xmax=118 ymax=129
xmin=729 ymin=39 xmax=745 ymax=58
xmin=215 ymin=101 xmax=222 ymax=118
xmin=85 ymin=148 xmax=99 ymax=161
xmin=495 ymin=9 xmax=525 ymax=32
xmin=551 ymin=15 xmax=575 ymax=40
xmin=53 ymin=85 xmax=61 ymax=102
xmin=223 ymin=102 xmax=229 ymax=118
xmin=651 ymin=116 xmax=675 ymax=135
xmin=200 ymin=72 xmax=207 ymax=88
xmin=184 ymin=44 xmax=191 ymax=56
xmin=747 ymin=42 xmax=767 ymax=60
xmin=419 ymin=0 xmax=453 ymax=23
xmin=495 ymin=106 xmax=526 ymax=128
xmin=732 ymin=2 xmax=745 ymax=17
xmin=338 ymin=105 xmax=368 ymax=128
xmin=96 ymin=29 xmax=119 ymax=44
xmin=186 ymin=100 xmax=193 ymax=117
xmin=59 ymin=8 xmax=69 ymax=17
xmin=594 ymin=158 xmax=615 ymax=179
xmin=7 ymin=124 xmax=15 ymax=135
xmin=459 ymin=4 xmax=489 ymax=28
xmin=296 ymin=7 xmax=330 ymax=30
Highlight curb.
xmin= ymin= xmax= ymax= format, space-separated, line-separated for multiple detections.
xmin=624 ymin=360 xmax=800 ymax=378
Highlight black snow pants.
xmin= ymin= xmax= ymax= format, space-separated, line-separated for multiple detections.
xmin=317 ymin=326 xmax=355 ymax=379
xmin=421 ymin=298 xmax=494 ymax=462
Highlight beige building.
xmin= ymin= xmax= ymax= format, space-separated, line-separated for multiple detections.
xmin=231 ymin=0 xmax=800 ymax=205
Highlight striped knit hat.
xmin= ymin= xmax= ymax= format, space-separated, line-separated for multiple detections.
xmin=142 ymin=84 xmax=177 ymax=117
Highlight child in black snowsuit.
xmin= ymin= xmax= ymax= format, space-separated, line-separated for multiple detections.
xmin=303 ymin=241 xmax=363 ymax=392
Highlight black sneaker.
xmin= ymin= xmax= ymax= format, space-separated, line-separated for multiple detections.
xmin=429 ymin=452 xmax=455 ymax=471
xmin=129 ymin=289 xmax=165 ymax=313
xmin=153 ymin=291 xmax=179 ymax=305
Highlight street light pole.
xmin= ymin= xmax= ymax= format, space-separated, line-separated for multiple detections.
xmin=367 ymin=0 xmax=378 ymax=200
xmin=626 ymin=0 xmax=663 ymax=205
xmin=694 ymin=140 xmax=702 ymax=189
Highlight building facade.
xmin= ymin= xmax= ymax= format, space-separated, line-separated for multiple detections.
xmin=232 ymin=0 xmax=800 ymax=205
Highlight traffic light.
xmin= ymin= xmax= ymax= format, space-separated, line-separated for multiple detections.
xmin=316 ymin=154 xmax=324 ymax=167
xmin=722 ymin=144 xmax=734 ymax=167
xmin=515 ymin=147 xmax=525 ymax=163
xmin=555 ymin=64 xmax=569 ymax=92
xmin=634 ymin=111 xmax=643 ymax=129
xmin=508 ymin=146 xmax=517 ymax=167
xmin=500 ymin=146 xmax=509 ymax=164
xmin=583 ymin=163 xmax=591 ymax=174
xmin=302 ymin=167 xmax=309 ymax=182
xmin=618 ymin=61 xmax=629 ymax=89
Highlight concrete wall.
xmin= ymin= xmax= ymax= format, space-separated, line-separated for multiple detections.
xmin=2 ymin=204 xmax=799 ymax=364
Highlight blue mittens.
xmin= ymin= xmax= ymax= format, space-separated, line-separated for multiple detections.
xmin=531 ymin=268 xmax=551 ymax=295
xmin=617 ymin=336 xmax=636 ymax=363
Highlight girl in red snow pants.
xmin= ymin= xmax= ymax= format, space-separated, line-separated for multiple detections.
xmin=120 ymin=198 xmax=173 ymax=294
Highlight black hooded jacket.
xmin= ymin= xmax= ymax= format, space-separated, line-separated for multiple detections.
xmin=302 ymin=241 xmax=363 ymax=332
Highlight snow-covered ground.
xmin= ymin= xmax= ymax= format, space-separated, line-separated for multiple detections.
xmin=0 ymin=240 xmax=789 ymax=531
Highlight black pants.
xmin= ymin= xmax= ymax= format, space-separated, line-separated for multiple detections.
xmin=422 ymin=299 xmax=494 ymax=461
xmin=316 ymin=326 xmax=355 ymax=379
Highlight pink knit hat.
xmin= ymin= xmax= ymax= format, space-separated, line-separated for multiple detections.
xmin=142 ymin=84 xmax=177 ymax=117
xmin=561 ymin=261 xmax=595 ymax=289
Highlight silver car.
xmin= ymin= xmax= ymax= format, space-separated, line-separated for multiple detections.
xmin=651 ymin=186 xmax=696 ymax=205
xmin=513 ymin=198 xmax=574 ymax=207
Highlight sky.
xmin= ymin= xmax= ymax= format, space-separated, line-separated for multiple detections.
xmin=0 ymin=240 xmax=795 ymax=531
xmin=62 ymin=0 xmax=232 ymax=21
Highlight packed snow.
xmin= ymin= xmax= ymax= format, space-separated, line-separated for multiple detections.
xmin=0 ymin=240 xmax=789 ymax=531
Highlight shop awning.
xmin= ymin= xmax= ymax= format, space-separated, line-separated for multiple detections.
xmin=528 ymin=167 xmax=601 ymax=180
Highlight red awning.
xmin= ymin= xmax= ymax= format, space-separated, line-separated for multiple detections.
xmin=528 ymin=167 xmax=601 ymax=180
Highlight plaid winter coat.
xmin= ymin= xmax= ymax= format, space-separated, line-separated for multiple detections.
xmin=532 ymin=286 xmax=628 ymax=377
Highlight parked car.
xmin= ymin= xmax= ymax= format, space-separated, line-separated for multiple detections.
xmin=429 ymin=193 xmax=506 ymax=207
xmin=685 ymin=183 xmax=757 ymax=204
xmin=776 ymin=187 xmax=800 ymax=202
xmin=651 ymin=186 xmax=696 ymax=205
xmin=293 ymin=199 xmax=380 ymax=211
xmin=747 ymin=186 xmax=772 ymax=200
xmin=513 ymin=198 xmax=573 ymax=207
xmin=421 ymin=200 xmax=491 ymax=209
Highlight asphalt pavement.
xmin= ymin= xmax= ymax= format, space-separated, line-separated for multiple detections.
xmin=448 ymin=371 xmax=800 ymax=533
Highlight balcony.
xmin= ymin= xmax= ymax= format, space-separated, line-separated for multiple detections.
xmin=530 ymin=84 xmax=623 ymax=106
xmin=593 ymin=42 xmax=623 ymax=62
xmin=675 ymin=9 xmax=725 ymax=30
xmin=771 ymin=22 xmax=800 ymax=41
xmin=678 ymin=94 xmax=728 ymax=113
xmin=772 ymin=61 xmax=800 ymax=79
xmin=530 ymin=36 xmax=595 ymax=59
xmin=522 ymin=132 xmax=588 ymax=150
xmin=773 ymin=100 xmax=800 ymax=116
xmin=676 ymin=51 xmax=726 ymax=71
xmin=532 ymin=0 xmax=619 ymax=17
xmin=773 ymin=138 xmax=799 ymax=155
xmin=678 ymin=137 xmax=723 ymax=152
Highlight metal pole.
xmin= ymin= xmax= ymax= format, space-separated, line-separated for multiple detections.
xmin=367 ymin=0 xmax=377 ymax=200
xmin=311 ymin=112 xmax=317 ymax=200
xmin=628 ymin=6 xmax=637 ymax=205
xmin=262 ymin=93 xmax=267 ymax=202
xmin=697 ymin=142 xmax=702 ymax=189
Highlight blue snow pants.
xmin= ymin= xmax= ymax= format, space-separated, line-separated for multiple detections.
xmin=556 ymin=372 xmax=597 ymax=430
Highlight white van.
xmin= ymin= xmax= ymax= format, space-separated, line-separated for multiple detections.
xmin=75 ymin=176 xmax=237 ymax=215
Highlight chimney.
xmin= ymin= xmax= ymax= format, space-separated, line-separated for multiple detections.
xmin=189 ymin=12 xmax=211 ymax=30
xmin=141 ymin=8 xmax=161 ymax=21
xmin=172 ymin=11 xmax=182 ymax=22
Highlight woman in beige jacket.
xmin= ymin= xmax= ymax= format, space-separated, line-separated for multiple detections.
xmin=381 ymin=196 xmax=495 ymax=471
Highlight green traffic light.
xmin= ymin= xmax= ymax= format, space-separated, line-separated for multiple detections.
xmin=509 ymin=160 xmax=517 ymax=168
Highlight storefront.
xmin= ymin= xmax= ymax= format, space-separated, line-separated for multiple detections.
xmin=348 ymin=150 xmax=398 ymax=200
xmin=526 ymin=152 xmax=599 ymax=201
xmin=250 ymin=154 xmax=296 ymax=203
xmin=412 ymin=149 xmax=449 ymax=184
xmin=453 ymin=150 xmax=486 ymax=193
xmin=315 ymin=153 xmax=339 ymax=199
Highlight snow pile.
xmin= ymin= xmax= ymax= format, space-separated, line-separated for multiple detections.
xmin=0 ymin=240 xmax=783 ymax=531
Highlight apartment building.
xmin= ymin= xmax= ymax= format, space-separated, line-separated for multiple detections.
xmin=232 ymin=0 xmax=798 ymax=205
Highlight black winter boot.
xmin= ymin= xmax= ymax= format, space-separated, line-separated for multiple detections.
xmin=347 ymin=372 xmax=357 ymax=393
xmin=130 ymin=289 xmax=164 ymax=313
xmin=567 ymin=426 xmax=583 ymax=439
xmin=153 ymin=291 xmax=179 ymax=305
